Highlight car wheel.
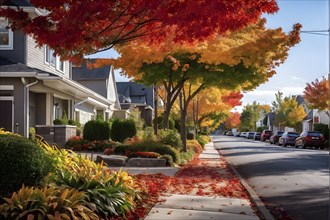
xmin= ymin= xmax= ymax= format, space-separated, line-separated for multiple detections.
xmin=283 ymin=142 xmax=287 ymax=147
xmin=302 ymin=141 xmax=306 ymax=149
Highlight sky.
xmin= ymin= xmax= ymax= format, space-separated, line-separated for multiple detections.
xmin=89 ymin=0 xmax=329 ymax=113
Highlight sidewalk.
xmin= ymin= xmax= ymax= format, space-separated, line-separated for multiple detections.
xmin=143 ymin=142 xmax=261 ymax=220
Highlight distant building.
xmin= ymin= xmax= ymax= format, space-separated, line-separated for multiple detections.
xmin=116 ymin=82 xmax=155 ymax=126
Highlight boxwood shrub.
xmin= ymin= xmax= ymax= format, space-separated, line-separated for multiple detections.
xmin=111 ymin=119 xmax=137 ymax=143
xmin=83 ymin=119 xmax=110 ymax=141
xmin=0 ymin=134 xmax=54 ymax=197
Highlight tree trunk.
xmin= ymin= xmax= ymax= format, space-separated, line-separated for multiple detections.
xmin=153 ymin=86 xmax=158 ymax=135
xmin=179 ymin=93 xmax=187 ymax=152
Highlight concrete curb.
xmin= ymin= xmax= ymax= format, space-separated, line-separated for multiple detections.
xmin=211 ymin=141 xmax=275 ymax=220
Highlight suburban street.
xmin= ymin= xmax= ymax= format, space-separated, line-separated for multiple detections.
xmin=212 ymin=135 xmax=330 ymax=220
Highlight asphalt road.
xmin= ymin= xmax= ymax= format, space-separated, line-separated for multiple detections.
xmin=212 ymin=135 xmax=330 ymax=220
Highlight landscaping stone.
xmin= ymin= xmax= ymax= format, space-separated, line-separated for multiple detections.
xmin=126 ymin=158 xmax=166 ymax=167
xmin=96 ymin=155 xmax=127 ymax=166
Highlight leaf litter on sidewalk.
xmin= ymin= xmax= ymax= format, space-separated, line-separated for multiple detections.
xmin=110 ymin=153 xmax=251 ymax=219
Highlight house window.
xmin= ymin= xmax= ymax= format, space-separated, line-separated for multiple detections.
xmin=45 ymin=46 xmax=64 ymax=72
xmin=0 ymin=18 xmax=13 ymax=50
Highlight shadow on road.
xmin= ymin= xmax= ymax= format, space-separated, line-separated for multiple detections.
xmin=261 ymin=187 xmax=329 ymax=220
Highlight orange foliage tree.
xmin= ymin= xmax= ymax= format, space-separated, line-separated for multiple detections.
xmin=103 ymin=19 xmax=300 ymax=132
xmin=303 ymin=77 xmax=329 ymax=117
xmin=187 ymin=89 xmax=243 ymax=132
xmin=225 ymin=112 xmax=241 ymax=129
xmin=0 ymin=0 xmax=279 ymax=61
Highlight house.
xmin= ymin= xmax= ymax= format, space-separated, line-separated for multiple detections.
xmin=116 ymin=82 xmax=155 ymax=126
xmin=0 ymin=2 xmax=118 ymax=146
xmin=302 ymin=109 xmax=329 ymax=131
xmin=72 ymin=60 xmax=124 ymax=124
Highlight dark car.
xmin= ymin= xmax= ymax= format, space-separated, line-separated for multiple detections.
xmin=254 ymin=132 xmax=261 ymax=140
xmin=270 ymin=131 xmax=284 ymax=144
xmin=247 ymin=132 xmax=256 ymax=139
xmin=295 ymin=131 xmax=326 ymax=149
xmin=261 ymin=130 xmax=272 ymax=141
xmin=278 ymin=132 xmax=299 ymax=147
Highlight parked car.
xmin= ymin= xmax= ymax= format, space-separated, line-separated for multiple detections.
xmin=226 ymin=131 xmax=234 ymax=136
xmin=247 ymin=132 xmax=256 ymax=139
xmin=278 ymin=132 xmax=299 ymax=147
xmin=235 ymin=132 xmax=241 ymax=137
xmin=241 ymin=132 xmax=247 ymax=138
xmin=254 ymin=132 xmax=261 ymax=140
xmin=295 ymin=131 xmax=326 ymax=149
xmin=270 ymin=131 xmax=284 ymax=144
xmin=261 ymin=130 xmax=272 ymax=141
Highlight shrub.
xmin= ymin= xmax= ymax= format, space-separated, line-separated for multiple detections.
xmin=187 ymin=140 xmax=203 ymax=154
xmin=47 ymin=159 xmax=139 ymax=218
xmin=95 ymin=140 xmax=117 ymax=151
xmin=128 ymin=151 xmax=161 ymax=159
xmin=196 ymin=135 xmax=210 ymax=148
xmin=158 ymin=129 xmax=183 ymax=149
xmin=142 ymin=126 xmax=157 ymax=142
xmin=114 ymin=142 xmax=180 ymax=163
xmin=28 ymin=127 xmax=36 ymax=141
xmin=0 ymin=185 xmax=98 ymax=220
xmin=161 ymin=154 xmax=174 ymax=166
xmin=179 ymin=149 xmax=195 ymax=165
xmin=0 ymin=133 xmax=54 ymax=197
xmin=65 ymin=135 xmax=85 ymax=149
xmin=83 ymin=119 xmax=110 ymax=141
xmin=314 ymin=123 xmax=329 ymax=140
xmin=111 ymin=119 xmax=137 ymax=142
xmin=53 ymin=118 xmax=63 ymax=125
xmin=187 ymin=132 xmax=195 ymax=140
xmin=157 ymin=116 xmax=175 ymax=130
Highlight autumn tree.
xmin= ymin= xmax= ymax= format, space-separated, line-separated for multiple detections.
xmin=239 ymin=102 xmax=265 ymax=131
xmin=188 ymin=89 xmax=243 ymax=132
xmin=303 ymin=77 xmax=329 ymax=117
xmin=272 ymin=94 xmax=306 ymax=131
xmin=0 ymin=0 xmax=279 ymax=61
xmin=225 ymin=112 xmax=241 ymax=129
xmin=101 ymin=19 xmax=300 ymax=130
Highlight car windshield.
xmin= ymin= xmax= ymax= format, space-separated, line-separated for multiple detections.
xmin=277 ymin=132 xmax=284 ymax=135
xmin=265 ymin=131 xmax=271 ymax=134
xmin=308 ymin=132 xmax=322 ymax=137
xmin=288 ymin=133 xmax=299 ymax=137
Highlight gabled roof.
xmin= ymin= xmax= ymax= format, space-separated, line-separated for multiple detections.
xmin=0 ymin=57 xmax=37 ymax=73
xmin=295 ymin=95 xmax=305 ymax=105
xmin=0 ymin=57 xmax=57 ymax=77
xmin=303 ymin=109 xmax=313 ymax=120
xmin=72 ymin=61 xmax=111 ymax=80
xmin=116 ymin=82 xmax=154 ymax=108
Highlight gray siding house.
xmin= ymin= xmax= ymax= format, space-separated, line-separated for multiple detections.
xmin=0 ymin=3 xmax=117 ymax=143
xmin=116 ymin=82 xmax=155 ymax=126
xmin=72 ymin=60 xmax=124 ymax=123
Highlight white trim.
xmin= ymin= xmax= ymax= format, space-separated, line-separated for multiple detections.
xmin=0 ymin=72 xmax=37 ymax=77
xmin=0 ymin=18 xmax=13 ymax=50
xmin=0 ymin=96 xmax=14 ymax=101
xmin=0 ymin=85 xmax=14 ymax=90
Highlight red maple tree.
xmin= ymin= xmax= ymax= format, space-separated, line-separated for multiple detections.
xmin=303 ymin=77 xmax=329 ymax=116
xmin=1 ymin=0 xmax=278 ymax=60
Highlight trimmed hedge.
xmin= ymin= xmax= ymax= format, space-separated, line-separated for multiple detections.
xmin=114 ymin=142 xmax=180 ymax=163
xmin=83 ymin=120 xmax=110 ymax=141
xmin=111 ymin=119 xmax=137 ymax=143
xmin=0 ymin=134 xmax=54 ymax=197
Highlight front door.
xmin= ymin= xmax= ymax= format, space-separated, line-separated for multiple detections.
xmin=0 ymin=97 xmax=14 ymax=132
